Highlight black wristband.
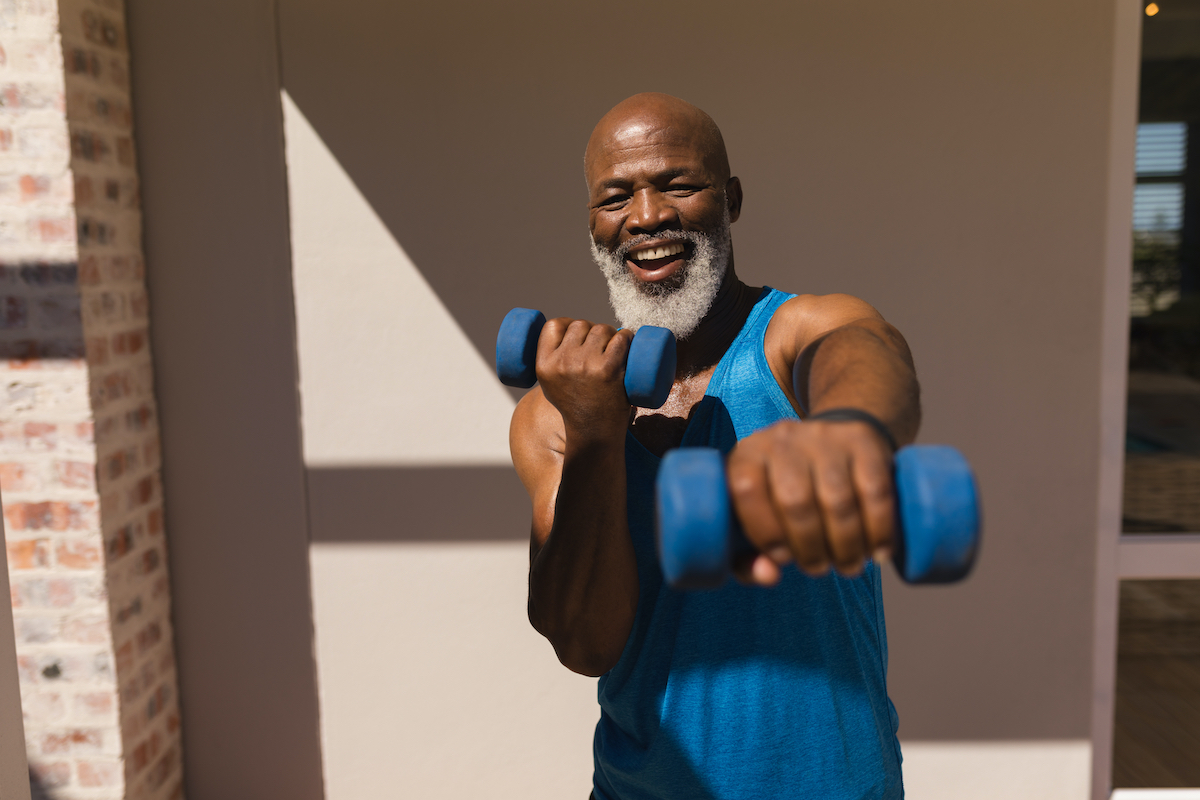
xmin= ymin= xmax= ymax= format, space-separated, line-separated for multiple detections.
xmin=807 ymin=407 xmax=898 ymax=453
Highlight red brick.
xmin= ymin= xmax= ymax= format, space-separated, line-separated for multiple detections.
xmin=128 ymin=475 xmax=154 ymax=507
xmin=0 ymin=462 xmax=32 ymax=491
xmin=76 ymin=691 xmax=114 ymax=718
xmin=24 ymin=421 xmax=57 ymax=450
xmin=4 ymin=500 xmax=98 ymax=531
xmin=6 ymin=538 xmax=49 ymax=569
xmin=63 ymin=614 xmax=108 ymax=643
xmin=77 ymin=759 xmax=120 ymax=787
xmin=87 ymin=335 xmax=109 ymax=365
xmin=54 ymin=460 xmax=95 ymax=489
xmin=39 ymin=732 xmax=71 ymax=754
xmin=0 ymin=129 xmax=11 ymax=150
xmin=79 ymin=254 xmax=101 ymax=284
xmin=18 ymin=174 xmax=50 ymax=201
xmin=56 ymin=539 xmax=101 ymax=569
xmin=147 ymin=507 xmax=162 ymax=536
xmin=35 ymin=217 xmax=75 ymax=243
xmin=75 ymin=175 xmax=94 ymax=205
xmin=74 ymin=421 xmax=94 ymax=444
xmin=115 ymin=641 xmax=133 ymax=674
xmin=136 ymin=620 xmax=161 ymax=653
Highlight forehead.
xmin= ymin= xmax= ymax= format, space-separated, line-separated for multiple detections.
xmin=587 ymin=119 xmax=717 ymax=186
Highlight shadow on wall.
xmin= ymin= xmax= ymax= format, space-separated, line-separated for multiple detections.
xmin=30 ymin=771 xmax=52 ymax=800
xmin=0 ymin=263 xmax=85 ymax=360
xmin=306 ymin=466 xmax=529 ymax=542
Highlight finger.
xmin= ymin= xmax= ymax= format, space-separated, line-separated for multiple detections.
xmin=727 ymin=446 xmax=791 ymax=567
xmin=584 ymin=322 xmax=618 ymax=350
xmin=851 ymin=449 xmax=897 ymax=560
xmin=603 ymin=327 xmax=634 ymax=360
xmin=764 ymin=452 xmax=831 ymax=576
xmin=813 ymin=453 xmax=870 ymax=576
xmin=731 ymin=551 xmax=781 ymax=587
xmin=537 ymin=317 xmax=571 ymax=358
xmin=561 ymin=318 xmax=593 ymax=348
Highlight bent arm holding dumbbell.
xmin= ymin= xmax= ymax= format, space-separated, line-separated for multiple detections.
xmin=511 ymin=318 xmax=641 ymax=677
xmin=734 ymin=293 xmax=921 ymax=586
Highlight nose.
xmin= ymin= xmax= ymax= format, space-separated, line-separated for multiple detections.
xmin=626 ymin=188 xmax=678 ymax=235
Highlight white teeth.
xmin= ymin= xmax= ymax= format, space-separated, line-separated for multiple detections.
xmin=632 ymin=242 xmax=685 ymax=261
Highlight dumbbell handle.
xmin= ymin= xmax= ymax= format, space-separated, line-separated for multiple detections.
xmin=495 ymin=308 xmax=677 ymax=409
xmin=656 ymin=444 xmax=981 ymax=589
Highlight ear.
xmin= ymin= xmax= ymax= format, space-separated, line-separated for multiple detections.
xmin=725 ymin=176 xmax=743 ymax=223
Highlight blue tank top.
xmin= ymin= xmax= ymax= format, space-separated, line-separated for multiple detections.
xmin=593 ymin=288 xmax=904 ymax=800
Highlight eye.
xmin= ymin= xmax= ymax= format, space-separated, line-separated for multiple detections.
xmin=668 ymin=183 xmax=701 ymax=196
xmin=597 ymin=193 xmax=629 ymax=209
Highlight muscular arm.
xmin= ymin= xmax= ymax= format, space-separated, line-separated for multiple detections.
xmin=782 ymin=294 xmax=920 ymax=442
xmin=730 ymin=294 xmax=921 ymax=584
xmin=510 ymin=321 xmax=639 ymax=677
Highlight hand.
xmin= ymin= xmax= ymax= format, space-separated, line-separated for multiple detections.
xmin=725 ymin=419 xmax=897 ymax=585
xmin=535 ymin=318 xmax=635 ymax=441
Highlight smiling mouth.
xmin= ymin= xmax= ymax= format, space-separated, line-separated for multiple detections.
xmin=627 ymin=241 xmax=687 ymax=275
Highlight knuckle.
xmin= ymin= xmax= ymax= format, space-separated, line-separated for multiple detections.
xmin=777 ymin=487 xmax=815 ymax=521
xmin=858 ymin=474 xmax=893 ymax=504
xmin=728 ymin=471 xmax=759 ymax=502
xmin=821 ymin=491 xmax=857 ymax=520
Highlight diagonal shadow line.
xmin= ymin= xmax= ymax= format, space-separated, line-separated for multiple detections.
xmin=277 ymin=4 xmax=622 ymax=369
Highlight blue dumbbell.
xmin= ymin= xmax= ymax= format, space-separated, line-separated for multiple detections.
xmin=656 ymin=444 xmax=981 ymax=589
xmin=496 ymin=307 xmax=677 ymax=409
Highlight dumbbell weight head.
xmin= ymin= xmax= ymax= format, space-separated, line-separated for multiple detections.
xmin=496 ymin=308 xmax=546 ymax=389
xmin=657 ymin=448 xmax=734 ymax=590
xmin=656 ymin=444 xmax=981 ymax=589
xmin=495 ymin=308 xmax=677 ymax=409
xmin=625 ymin=326 xmax=676 ymax=409
xmin=891 ymin=445 xmax=980 ymax=584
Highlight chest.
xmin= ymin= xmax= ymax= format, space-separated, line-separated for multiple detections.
xmin=629 ymin=369 xmax=715 ymax=458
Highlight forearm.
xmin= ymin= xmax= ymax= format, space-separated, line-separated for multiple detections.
xmin=528 ymin=433 xmax=638 ymax=677
xmin=795 ymin=320 xmax=921 ymax=446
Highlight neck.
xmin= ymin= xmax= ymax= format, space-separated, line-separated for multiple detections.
xmin=674 ymin=257 xmax=759 ymax=377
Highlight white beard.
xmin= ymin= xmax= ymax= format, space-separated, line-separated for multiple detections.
xmin=590 ymin=208 xmax=732 ymax=340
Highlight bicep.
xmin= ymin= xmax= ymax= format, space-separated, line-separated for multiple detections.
xmin=509 ymin=388 xmax=565 ymax=551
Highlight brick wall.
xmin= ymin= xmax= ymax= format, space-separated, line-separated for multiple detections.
xmin=0 ymin=0 xmax=182 ymax=797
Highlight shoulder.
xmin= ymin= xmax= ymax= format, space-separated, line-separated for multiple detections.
xmin=766 ymin=293 xmax=885 ymax=360
xmin=761 ymin=293 xmax=891 ymax=413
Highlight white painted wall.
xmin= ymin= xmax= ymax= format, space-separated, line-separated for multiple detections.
xmin=283 ymin=91 xmax=514 ymax=469
xmin=901 ymin=740 xmax=1091 ymax=800
xmin=309 ymin=544 xmax=596 ymax=799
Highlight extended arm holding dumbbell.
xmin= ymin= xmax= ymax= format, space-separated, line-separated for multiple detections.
xmin=726 ymin=297 xmax=924 ymax=586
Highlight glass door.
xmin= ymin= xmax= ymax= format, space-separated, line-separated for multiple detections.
xmin=1111 ymin=2 xmax=1200 ymax=795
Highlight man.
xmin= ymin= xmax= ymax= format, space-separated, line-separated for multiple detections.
xmin=510 ymin=92 xmax=919 ymax=799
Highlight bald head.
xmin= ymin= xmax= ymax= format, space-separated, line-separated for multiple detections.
xmin=585 ymin=93 xmax=731 ymax=190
